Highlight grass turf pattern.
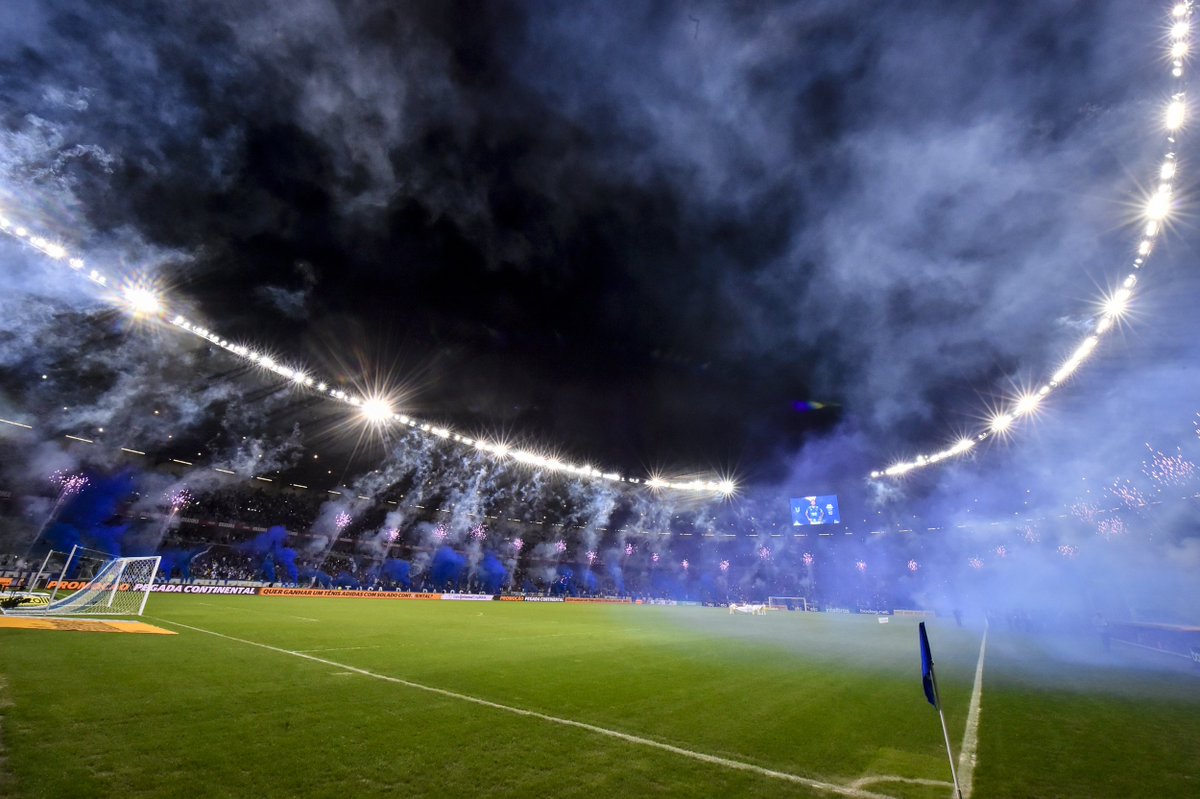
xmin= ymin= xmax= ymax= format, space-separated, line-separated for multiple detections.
xmin=1 ymin=597 xmax=1196 ymax=798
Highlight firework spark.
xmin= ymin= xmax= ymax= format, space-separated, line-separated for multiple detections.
xmin=758 ymin=546 xmax=771 ymax=561
xmin=586 ymin=550 xmax=597 ymax=564
xmin=1058 ymin=544 xmax=1079 ymax=559
xmin=802 ymin=552 xmax=814 ymax=567
xmin=907 ymin=559 xmax=919 ymax=572
xmin=1070 ymin=500 xmax=1100 ymax=524
xmin=1022 ymin=525 xmax=1040 ymax=544
xmin=624 ymin=542 xmax=634 ymax=556
xmin=469 ymin=524 xmax=488 ymax=541
xmin=1097 ymin=517 xmax=1126 ymax=539
xmin=968 ymin=557 xmax=984 ymax=570
xmin=681 ymin=559 xmax=689 ymax=570
xmin=994 ymin=545 xmax=1007 ymax=558
xmin=167 ymin=488 xmax=192 ymax=513
xmin=554 ymin=540 xmax=567 ymax=553
xmin=854 ymin=560 xmax=867 ymax=573
xmin=335 ymin=511 xmax=352 ymax=531
xmin=512 ymin=537 xmax=524 ymax=552
xmin=1106 ymin=479 xmax=1147 ymax=509
xmin=1142 ymin=444 xmax=1196 ymax=486
xmin=719 ymin=559 xmax=730 ymax=573
xmin=385 ymin=528 xmax=400 ymax=544
xmin=50 ymin=471 xmax=89 ymax=496
xmin=434 ymin=524 xmax=448 ymax=542
xmin=651 ymin=552 xmax=660 ymax=564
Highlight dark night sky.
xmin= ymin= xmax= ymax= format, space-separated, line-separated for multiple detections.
xmin=2 ymin=0 xmax=1199 ymax=510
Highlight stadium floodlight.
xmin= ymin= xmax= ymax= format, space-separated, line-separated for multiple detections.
xmin=360 ymin=397 xmax=393 ymax=423
xmin=1166 ymin=98 xmax=1186 ymax=129
xmin=123 ymin=287 xmax=163 ymax=316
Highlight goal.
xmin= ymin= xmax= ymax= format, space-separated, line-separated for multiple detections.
xmin=767 ymin=595 xmax=808 ymax=612
xmin=1 ymin=555 xmax=161 ymax=617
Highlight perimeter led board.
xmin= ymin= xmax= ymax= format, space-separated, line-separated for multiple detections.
xmin=791 ymin=495 xmax=841 ymax=526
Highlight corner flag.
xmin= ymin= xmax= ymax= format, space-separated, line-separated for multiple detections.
xmin=918 ymin=621 xmax=962 ymax=798
xmin=919 ymin=621 xmax=940 ymax=709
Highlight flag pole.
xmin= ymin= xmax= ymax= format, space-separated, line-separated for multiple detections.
xmin=930 ymin=666 xmax=964 ymax=799
xmin=920 ymin=621 xmax=964 ymax=799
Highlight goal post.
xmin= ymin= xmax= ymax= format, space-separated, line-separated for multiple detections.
xmin=767 ymin=595 xmax=808 ymax=612
xmin=1 ymin=555 xmax=161 ymax=617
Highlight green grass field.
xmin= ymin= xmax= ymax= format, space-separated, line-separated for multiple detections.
xmin=2 ymin=596 xmax=1197 ymax=798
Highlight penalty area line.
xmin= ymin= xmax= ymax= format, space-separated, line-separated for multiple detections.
xmin=154 ymin=618 xmax=896 ymax=799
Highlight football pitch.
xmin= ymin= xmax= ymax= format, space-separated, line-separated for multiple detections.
xmin=1 ymin=597 xmax=1197 ymax=798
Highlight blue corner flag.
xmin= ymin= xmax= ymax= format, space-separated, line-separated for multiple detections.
xmin=919 ymin=621 xmax=940 ymax=710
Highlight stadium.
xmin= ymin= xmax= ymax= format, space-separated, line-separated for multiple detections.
xmin=1 ymin=1 xmax=1198 ymax=797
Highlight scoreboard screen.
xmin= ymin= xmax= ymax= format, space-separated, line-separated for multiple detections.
xmin=790 ymin=495 xmax=841 ymax=526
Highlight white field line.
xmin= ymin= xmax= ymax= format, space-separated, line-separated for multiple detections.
xmin=957 ymin=625 xmax=989 ymax=798
xmin=155 ymin=618 xmax=898 ymax=799
xmin=294 ymin=645 xmax=381 ymax=653
xmin=850 ymin=776 xmax=954 ymax=790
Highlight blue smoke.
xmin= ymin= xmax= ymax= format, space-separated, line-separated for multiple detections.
xmin=478 ymin=552 xmax=508 ymax=594
xmin=430 ymin=545 xmax=467 ymax=589
xmin=237 ymin=525 xmax=298 ymax=582
xmin=42 ymin=470 xmax=137 ymax=558
xmin=381 ymin=558 xmax=411 ymax=589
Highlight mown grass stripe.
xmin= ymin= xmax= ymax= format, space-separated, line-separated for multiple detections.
xmin=157 ymin=617 xmax=897 ymax=799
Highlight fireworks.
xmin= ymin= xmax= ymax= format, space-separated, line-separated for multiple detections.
xmin=624 ymin=542 xmax=634 ymax=556
xmin=1106 ymin=479 xmax=1147 ymax=509
xmin=681 ymin=559 xmax=689 ymax=570
xmin=50 ymin=470 xmax=89 ymax=496
xmin=651 ymin=552 xmax=660 ymax=564
xmin=907 ymin=559 xmax=919 ymax=573
xmin=1022 ymin=525 xmax=1040 ymax=544
xmin=968 ymin=557 xmax=984 ymax=570
xmin=512 ymin=537 xmax=524 ymax=552
xmin=167 ymin=487 xmax=193 ymax=513
xmin=758 ymin=546 xmax=771 ymax=561
xmin=719 ymin=559 xmax=730 ymax=573
xmin=802 ymin=552 xmax=814 ymax=567
xmin=335 ymin=511 xmax=352 ymax=531
xmin=434 ymin=524 xmax=448 ymax=542
xmin=586 ymin=550 xmax=597 ymax=564
xmin=1097 ymin=518 xmax=1126 ymax=539
xmin=385 ymin=528 xmax=400 ymax=543
xmin=854 ymin=560 xmax=867 ymax=573
xmin=1142 ymin=445 xmax=1196 ymax=486
xmin=1058 ymin=544 xmax=1079 ymax=559
xmin=1070 ymin=501 xmax=1099 ymax=524
xmin=469 ymin=524 xmax=488 ymax=541
xmin=554 ymin=540 xmax=567 ymax=553
xmin=994 ymin=545 xmax=1007 ymax=558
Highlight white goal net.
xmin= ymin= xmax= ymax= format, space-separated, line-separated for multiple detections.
xmin=767 ymin=595 xmax=808 ymax=612
xmin=1 ymin=556 xmax=160 ymax=617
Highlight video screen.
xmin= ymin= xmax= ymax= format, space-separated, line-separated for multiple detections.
xmin=790 ymin=495 xmax=841 ymax=526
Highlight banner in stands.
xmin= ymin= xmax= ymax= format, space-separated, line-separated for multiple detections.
xmin=47 ymin=580 xmax=130 ymax=592
xmin=565 ymin=597 xmax=631 ymax=604
xmin=440 ymin=593 xmax=495 ymax=602
xmin=140 ymin=584 xmax=259 ymax=595
xmin=523 ymin=596 xmax=565 ymax=602
xmin=893 ymin=609 xmax=936 ymax=618
xmin=258 ymin=588 xmax=443 ymax=600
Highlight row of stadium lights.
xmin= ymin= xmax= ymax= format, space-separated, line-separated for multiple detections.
xmin=0 ymin=230 xmax=734 ymax=498
xmin=1 ymin=3 xmax=1186 ymax=490
xmin=872 ymin=2 xmax=1194 ymax=480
